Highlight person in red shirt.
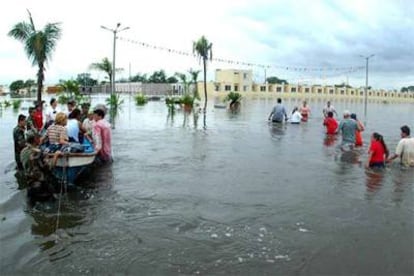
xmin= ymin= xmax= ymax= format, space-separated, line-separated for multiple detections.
xmin=33 ymin=101 xmax=44 ymax=131
xmin=366 ymin=132 xmax=389 ymax=168
xmin=323 ymin=111 xmax=338 ymax=135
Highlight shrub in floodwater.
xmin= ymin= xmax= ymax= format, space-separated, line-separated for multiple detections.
xmin=106 ymin=93 xmax=124 ymax=122
xmin=12 ymin=99 xmax=22 ymax=110
xmin=3 ymin=100 xmax=11 ymax=108
xmin=134 ymin=93 xmax=148 ymax=105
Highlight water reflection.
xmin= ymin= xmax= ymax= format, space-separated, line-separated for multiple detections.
xmin=323 ymin=134 xmax=338 ymax=147
xmin=268 ymin=123 xmax=287 ymax=139
xmin=365 ymin=168 xmax=385 ymax=195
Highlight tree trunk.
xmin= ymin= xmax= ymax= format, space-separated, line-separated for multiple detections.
xmin=203 ymin=58 xmax=207 ymax=111
xmin=37 ymin=63 xmax=44 ymax=110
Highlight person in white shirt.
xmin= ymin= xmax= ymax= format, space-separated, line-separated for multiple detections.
xmin=290 ymin=107 xmax=302 ymax=124
xmin=387 ymin=125 xmax=414 ymax=167
xmin=45 ymin=98 xmax=60 ymax=127
xmin=323 ymin=101 xmax=338 ymax=118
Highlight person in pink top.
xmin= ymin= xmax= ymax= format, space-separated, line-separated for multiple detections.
xmin=93 ymin=108 xmax=112 ymax=163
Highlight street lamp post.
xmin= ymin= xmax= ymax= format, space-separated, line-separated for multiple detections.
xmin=360 ymin=54 xmax=374 ymax=125
xmin=101 ymin=23 xmax=129 ymax=125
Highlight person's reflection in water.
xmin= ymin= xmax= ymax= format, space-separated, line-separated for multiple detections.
xmin=390 ymin=166 xmax=414 ymax=204
xmin=365 ymin=168 xmax=385 ymax=198
xmin=269 ymin=122 xmax=287 ymax=140
xmin=324 ymin=134 xmax=338 ymax=147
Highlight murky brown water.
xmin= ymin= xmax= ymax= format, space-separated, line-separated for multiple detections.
xmin=1 ymin=95 xmax=413 ymax=275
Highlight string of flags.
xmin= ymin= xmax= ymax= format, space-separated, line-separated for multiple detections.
xmin=118 ymin=36 xmax=364 ymax=74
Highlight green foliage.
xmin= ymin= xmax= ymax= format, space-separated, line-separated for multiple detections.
xmin=166 ymin=76 xmax=178 ymax=83
xmin=224 ymin=92 xmax=242 ymax=104
xmin=189 ymin=68 xmax=201 ymax=100
xmin=12 ymin=99 xmax=22 ymax=110
xmin=134 ymin=93 xmax=148 ymax=105
xmin=8 ymin=10 xmax=62 ymax=103
xmin=335 ymin=83 xmax=353 ymax=88
xmin=3 ymin=100 xmax=11 ymax=108
xmin=180 ymin=94 xmax=194 ymax=106
xmin=106 ymin=94 xmax=124 ymax=120
xmin=193 ymin=35 xmax=213 ymax=109
xmin=9 ymin=80 xmax=25 ymax=92
xmin=148 ymin=70 xmax=167 ymax=83
xmin=266 ymin=76 xmax=288 ymax=84
xmin=76 ymin=73 xmax=97 ymax=86
xmin=165 ymin=97 xmax=181 ymax=112
xmin=130 ymin=73 xmax=148 ymax=83
xmin=401 ymin=86 xmax=414 ymax=93
xmin=57 ymin=94 xmax=69 ymax=104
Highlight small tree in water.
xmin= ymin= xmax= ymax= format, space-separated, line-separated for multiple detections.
xmin=193 ymin=36 xmax=213 ymax=111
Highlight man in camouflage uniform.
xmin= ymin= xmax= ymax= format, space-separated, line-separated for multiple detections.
xmin=20 ymin=130 xmax=58 ymax=201
xmin=13 ymin=114 xmax=26 ymax=169
xmin=26 ymin=107 xmax=37 ymax=133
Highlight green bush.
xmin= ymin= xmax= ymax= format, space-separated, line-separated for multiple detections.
xmin=12 ymin=99 xmax=22 ymax=110
xmin=180 ymin=94 xmax=194 ymax=106
xmin=134 ymin=93 xmax=148 ymax=105
xmin=224 ymin=92 xmax=242 ymax=104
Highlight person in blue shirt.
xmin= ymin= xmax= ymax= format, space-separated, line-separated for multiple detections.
xmin=268 ymin=98 xmax=288 ymax=123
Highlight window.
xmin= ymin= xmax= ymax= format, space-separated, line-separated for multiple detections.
xmin=234 ymin=72 xmax=239 ymax=75
xmin=329 ymin=89 xmax=334 ymax=94
xmin=243 ymin=85 xmax=248 ymax=92
xmin=234 ymin=85 xmax=239 ymax=92
xmin=291 ymin=87 xmax=297 ymax=92
xmin=260 ymin=86 xmax=266 ymax=92
xmin=318 ymin=88 xmax=322 ymax=93
xmin=225 ymin=85 xmax=231 ymax=91
xmin=243 ymin=73 xmax=247 ymax=79
xmin=276 ymin=87 xmax=282 ymax=92
xmin=215 ymin=85 xmax=220 ymax=91
xmin=340 ymin=90 xmax=345 ymax=95
xmin=305 ymin=88 xmax=310 ymax=93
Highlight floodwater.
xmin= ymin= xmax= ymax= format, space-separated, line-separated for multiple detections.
xmin=0 ymin=94 xmax=413 ymax=275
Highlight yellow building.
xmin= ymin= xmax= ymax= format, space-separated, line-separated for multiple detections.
xmin=196 ymin=69 xmax=414 ymax=102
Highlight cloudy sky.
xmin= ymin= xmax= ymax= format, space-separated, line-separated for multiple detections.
xmin=1 ymin=0 xmax=413 ymax=90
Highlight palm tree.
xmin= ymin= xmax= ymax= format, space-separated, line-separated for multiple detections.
xmin=90 ymin=57 xmax=123 ymax=92
xmin=188 ymin=68 xmax=201 ymax=100
xmin=193 ymin=36 xmax=213 ymax=110
xmin=89 ymin=57 xmax=112 ymax=87
xmin=8 ymin=10 xmax=62 ymax=105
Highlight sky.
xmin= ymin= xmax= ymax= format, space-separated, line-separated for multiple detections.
xmin=1 ymin=0 xmax=413 ymax=90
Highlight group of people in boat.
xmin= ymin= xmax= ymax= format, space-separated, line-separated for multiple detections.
xmin=269 ymin=98 xmax=414 ymax=169
xmin=13 ymin=98 xmax=112 ymax=200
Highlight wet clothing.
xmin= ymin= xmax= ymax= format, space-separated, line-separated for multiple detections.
xmin=299 ymin=106 xmax=310 ymax=122
xmin=269 ymin=104 xmax=288 ymax=122
xmin=355 ymin=120 xmax=364 ymax=146
xmin=13 ymin=126 xmax=26 ymax=169
xmin=395 ymin=137 xmax=414 ymax=167
xmin=369 ymin=140 xmax=386 ymax=166
xmin=338 ymin=118 xmax=358 ymax=145
xmin=93 ymin=119 xmax=112 ymax=162
xmin=323 ymin=117 xmax=338 ymax=135
xmin=290 ymin=111 xmax=302 ymax=124
xmin=26 ymin=116 xmax=37 ymax=133
xmin=33 ymin=110 xmax=43 ymax=131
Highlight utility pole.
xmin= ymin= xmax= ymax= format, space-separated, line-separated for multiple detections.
xmin=360 ymin=54 xmax=374 ymax=125
xmin=101 ymin=23 xmax=130 ymax=127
